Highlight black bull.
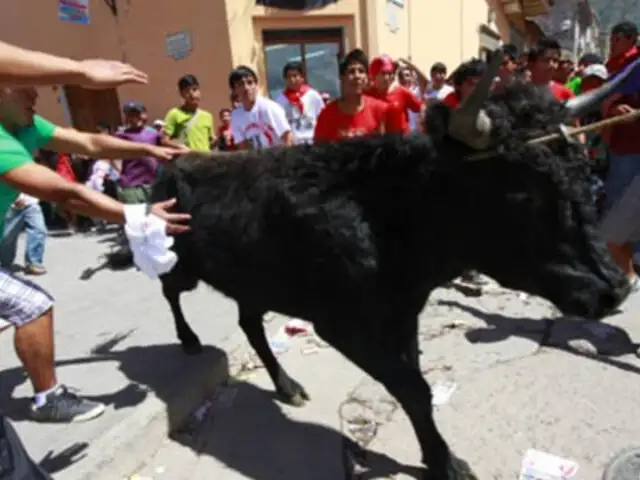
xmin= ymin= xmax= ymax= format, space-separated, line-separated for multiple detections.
xmin=150 ymin=52 xmax=634 ymax=478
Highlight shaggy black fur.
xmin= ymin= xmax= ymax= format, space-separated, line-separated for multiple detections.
xmin=151 ymin=81 xmax=629 ymax=479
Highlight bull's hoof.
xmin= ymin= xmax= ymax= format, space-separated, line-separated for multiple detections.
xmin=424 ymin=454 xmax=477 ymax=480
xmin=276 ymin=376 xmax=310 ymax=407
xmin=181 ymin=340 xmax=203 ymax=355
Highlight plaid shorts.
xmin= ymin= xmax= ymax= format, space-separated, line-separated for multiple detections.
xmin=0 ymin=269 xmax=53 ymax=327
xmin=599 ymin=173 xmax=640 ymax=244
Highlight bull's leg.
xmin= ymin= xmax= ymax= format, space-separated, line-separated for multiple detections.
xmin=238 ymin=306 xmax=309 ymax=406
xmin=316 ymin=324 xmax=475 ymax=480
xmin=398 ymin=316 xmax=420 ymax=370
xmin=160 ymin=267 xmax=201 ymax=355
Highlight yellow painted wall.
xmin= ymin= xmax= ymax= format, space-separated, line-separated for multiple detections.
xmin=406 ymin=0 xmax=491 ymax=75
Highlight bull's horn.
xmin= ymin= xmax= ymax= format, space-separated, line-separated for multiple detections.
xmin=449 ymin=47 xmax=504 ymax=151
xmin=564 ymin=57 xmax=640 ymax=118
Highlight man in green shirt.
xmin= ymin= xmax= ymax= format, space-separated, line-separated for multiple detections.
xmin=163 ymin=74 xmax=214 ymax=152
xmin=0 ymin=85 xmax=189 ymax=423
xmin=0 ymin=40 xmax=191 ymax=480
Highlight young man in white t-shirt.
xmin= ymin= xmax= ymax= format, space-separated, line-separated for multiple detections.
xmin=274 ymin=61 xmax=325 ymax=144
xmin=229 ymin=65 xmax=293 ymax=150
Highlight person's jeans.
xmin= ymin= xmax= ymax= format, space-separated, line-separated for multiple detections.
xmin=0 ymin=203 xmax=47 ymax=268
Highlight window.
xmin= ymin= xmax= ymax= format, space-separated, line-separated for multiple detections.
xmin=263 ymin=28 xmax=344 ymax=100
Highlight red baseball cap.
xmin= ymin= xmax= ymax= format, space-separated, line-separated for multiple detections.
xmin=369 ymin=55 xmax=396 ymax=78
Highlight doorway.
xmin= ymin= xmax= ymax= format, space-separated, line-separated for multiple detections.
xmin=263 ymin=28 xmax=344 ymax=100
xmin=64 ymin=86 xmax=122 ymax=132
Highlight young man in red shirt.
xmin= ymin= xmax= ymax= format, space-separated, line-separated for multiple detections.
xmin=213 ymin=108 xmax=236 ymax=151
xmin=314 ymin=49 xmax=390 ymax=143
xmin=527 ymin=38 xmax=575 ymax=101
xmin=365 ymin=54 xmax=423 ymax=134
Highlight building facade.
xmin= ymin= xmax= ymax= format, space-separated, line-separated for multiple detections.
xmin=4 ymin=0 xmax=503 ymax=131
xmin=529 ymin=0 xmax=600 ymax=59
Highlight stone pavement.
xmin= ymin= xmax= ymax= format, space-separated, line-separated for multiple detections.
xmin=131 ymin=281 xmax=640 ymax=479
xmin=0 ymin=229 xmax=244 ymax=479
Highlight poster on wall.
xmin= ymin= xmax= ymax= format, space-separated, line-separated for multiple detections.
xmin=59 ymin=0 xmax=89 ymax=25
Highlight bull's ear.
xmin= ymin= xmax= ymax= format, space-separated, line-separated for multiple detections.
xmin=564 ymin=57 xmax=640 ymax=118
xmin=449 ymin=48 xmax=503 ymax=151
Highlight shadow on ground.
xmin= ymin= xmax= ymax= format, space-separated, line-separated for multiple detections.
xmin=169 ymin=380 xmax=424 ymax=480
xmin=0 ymin=331 xmax=226 ymax=474
xmin=439 ymin=299 xmax=640 ymax=375
xmin=78 ymin=230 xmax=135 ymax=280
xmin=0 ymin=331 xmax=423 ymax=479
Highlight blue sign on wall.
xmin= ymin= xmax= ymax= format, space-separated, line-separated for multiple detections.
xmin=59 ymin=0 xmax=89 ymax=25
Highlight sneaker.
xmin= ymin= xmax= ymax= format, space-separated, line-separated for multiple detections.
xmin=24 ymin=264 xmax=46 ymax=275
xmin=30 ymin=385 xmax=105 ymax=423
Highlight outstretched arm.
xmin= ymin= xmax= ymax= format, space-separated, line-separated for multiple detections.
xmin=397 ymin=58 xmax=429 ymax=93
xmin=2 ymin=163 xmax=189 ymax=234
xmin=46 ymin=126 xmax=187 ymax=161
xmin=0 ymin=40 xmax=147 ymax=88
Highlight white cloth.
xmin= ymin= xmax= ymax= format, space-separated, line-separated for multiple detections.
xmin=274 ymin=88 xmax=325 ymax=144
xmin=123 ymin=204 xmax=178 ymax=279
xmin=231 ymin=95 xmax=291 ymax=150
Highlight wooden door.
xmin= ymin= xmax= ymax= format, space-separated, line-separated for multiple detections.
xmin=64 ymin=86 xmax=122 ymax=132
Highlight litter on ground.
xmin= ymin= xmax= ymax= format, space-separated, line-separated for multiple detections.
xmin=519 ymin=448 xmax=579 ymax=479
xmin=431 ymin=381 xmax=457 ymax=406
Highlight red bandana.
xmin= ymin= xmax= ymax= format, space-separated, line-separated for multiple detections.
xmin=607 ymin=46 xmax=640 ymax=75
xmin=283 ymin=84 xmax=311 ymax=114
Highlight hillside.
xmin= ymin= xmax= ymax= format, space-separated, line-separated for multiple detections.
xmin=591 ymin=0 xmax=640 ymax=33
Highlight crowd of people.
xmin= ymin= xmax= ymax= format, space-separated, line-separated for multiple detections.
xmin=1 ymin=16 xmax=640 ymax=480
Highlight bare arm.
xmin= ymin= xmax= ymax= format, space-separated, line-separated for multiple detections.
xmin=46 ymin=127 xmax=182 ymax=160
xmin=0 ymin=41 xmax=85 ymax=86
xmin=0 ymin=41 xmax=147 ymax=88
xmin=1 ymin=163 xmax=189 ymax=232
xmin=397 ymin=58 xmax=429 ymax=93
xmin=3 ymin=163 xmax=127 ymax=223
xmin=281 ymin=131 xmax=294 ymax=146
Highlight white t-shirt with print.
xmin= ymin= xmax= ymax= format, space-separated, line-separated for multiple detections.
xmin=274 ymin=88 xmax=325 ymax=145
xmin=231 ymin=96 xmax=291 ymax=150
xmin=425 ymin=84 xmax=454 ymax=101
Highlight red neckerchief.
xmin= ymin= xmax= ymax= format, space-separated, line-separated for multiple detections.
xmin=607 ymin=46 xmax=640 ymax=74
xmin=283 ymin=84 xmax=311 ymax=113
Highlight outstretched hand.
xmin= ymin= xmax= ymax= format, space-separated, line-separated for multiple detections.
xmin=148 ymin=144 xmax=190 ymax=161
xmin=150 ymin=198 xmax=191 ymax=234
xmin=78 ymin=59 xmax=148 ymax=89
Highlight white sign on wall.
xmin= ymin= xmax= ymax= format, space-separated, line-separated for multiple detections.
xmin=166 ymin=30 xmax=192 ymax=60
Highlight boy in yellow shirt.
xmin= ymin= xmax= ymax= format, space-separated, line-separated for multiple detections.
xmin=163 ymin=74 xmax=214 ymax=152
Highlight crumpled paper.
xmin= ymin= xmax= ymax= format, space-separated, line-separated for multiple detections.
xmin=124 ymin=204 xmax=178 ymax=279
